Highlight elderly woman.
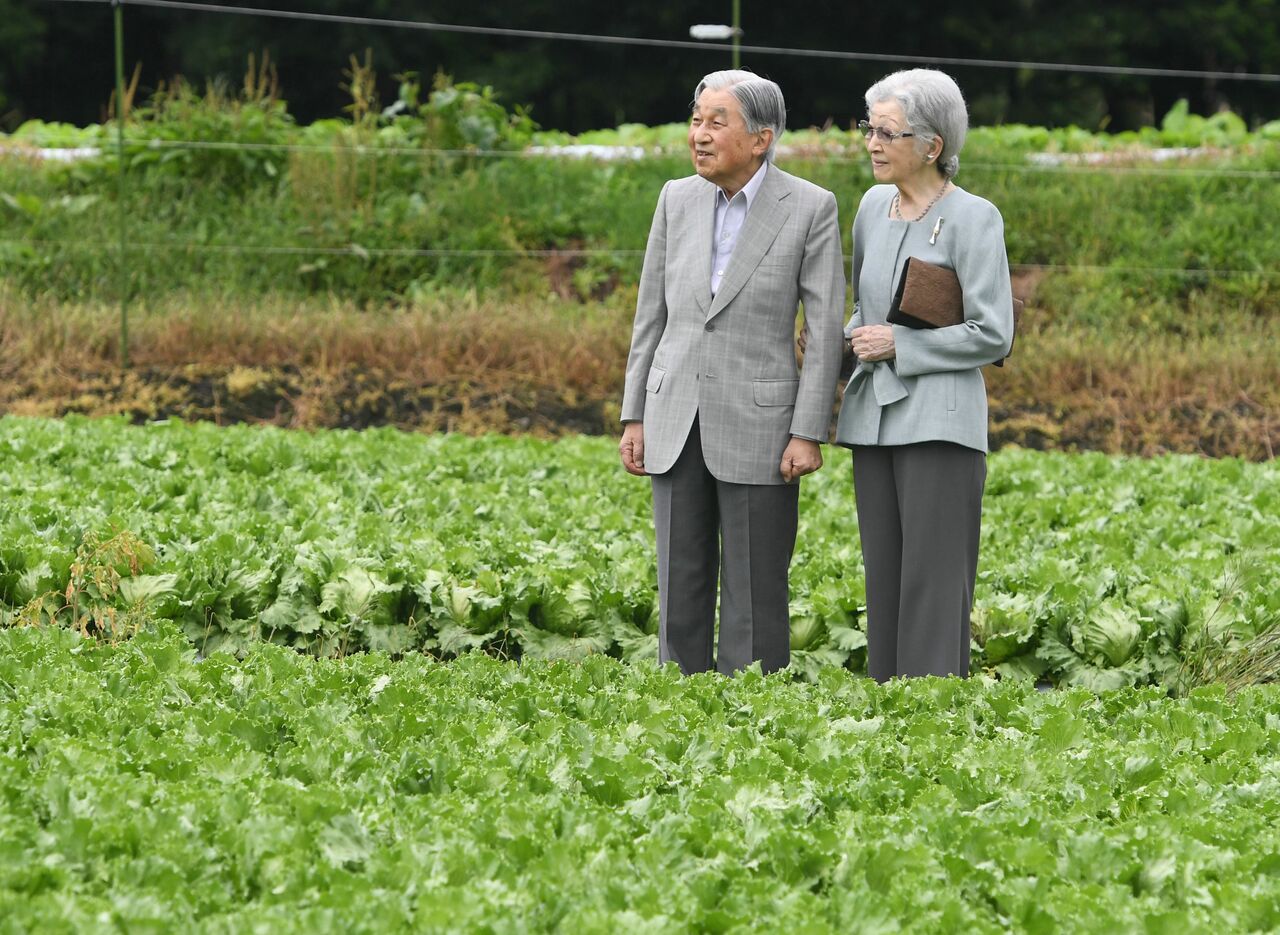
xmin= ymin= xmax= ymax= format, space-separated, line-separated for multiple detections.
xmin=836 ymin=69 xmax=1014 ymax=681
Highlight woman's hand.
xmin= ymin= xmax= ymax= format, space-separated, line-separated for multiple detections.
xmin=850 ymin=324 xmax=895 ymax=361
xmin=798 ymin=325 xmax=855 ymax=358
xmin=795 ymin=324 xmax=808 ymax=355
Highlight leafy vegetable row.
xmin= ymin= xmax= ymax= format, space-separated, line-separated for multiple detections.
xmin=3 ymin=626 xmax=1279 ymax=931
xmin=1 ymin=416 xmax=1276 ymax=688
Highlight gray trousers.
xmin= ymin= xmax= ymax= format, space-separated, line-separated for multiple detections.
xmin=651 ymin=418 xmax=799 ymax=675
xmin=851 ymin=442 xmax=986 ymax=681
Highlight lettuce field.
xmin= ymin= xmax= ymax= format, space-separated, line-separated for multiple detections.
xmin=2 ymin=415 xmax=1280 ymax=931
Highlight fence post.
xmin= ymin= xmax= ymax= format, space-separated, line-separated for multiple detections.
xmin=732 ymin=0 xmax=740 ymax=69
xmin=113 ymin=0 xmax=130 ymax=369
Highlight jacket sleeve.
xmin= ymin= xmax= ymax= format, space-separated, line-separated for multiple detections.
xmin=789 ymin=189 xmax=846 ymax=442
xmin=619 ymin=182 xmax=671 ymax=423
xmin=846 ymin=200 xmax=867 ymax=337
xmin=892 ymin=198 xmax=1015 ymax=378
xmin=839 ymin=198 xmax=869 ymax=381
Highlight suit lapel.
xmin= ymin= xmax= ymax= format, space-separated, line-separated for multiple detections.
xmin=690 ymin=183 xmax=716 ymax=315
xmin=706 ymin=167 xmax=791 ymax=321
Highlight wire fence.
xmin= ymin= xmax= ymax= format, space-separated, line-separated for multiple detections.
xmin=7 ymin=239 xmax=1278 ymax=282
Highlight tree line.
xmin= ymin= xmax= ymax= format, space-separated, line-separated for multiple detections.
xmin=5 ymin=0 xmax=1279 ymax=133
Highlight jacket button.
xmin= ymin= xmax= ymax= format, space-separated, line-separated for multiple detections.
xmin=705 ymin=323 xmax=715 ymax=332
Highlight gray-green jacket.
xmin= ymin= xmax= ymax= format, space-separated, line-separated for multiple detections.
xmin=835 ymin=184 xmax=1015 ymax=453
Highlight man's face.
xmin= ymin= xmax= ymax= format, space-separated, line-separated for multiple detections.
xmin=687 ymin=88 xmax=770 ymax=196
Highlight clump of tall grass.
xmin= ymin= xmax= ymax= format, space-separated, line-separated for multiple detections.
xmin=106 ymin=51 xmax=296 ymax=193
xmin=1174 ymin=558 xmax=1280 ymax=695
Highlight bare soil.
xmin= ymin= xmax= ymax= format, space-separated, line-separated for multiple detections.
xmin=3 ymin=363 xmax=1274 ymax=459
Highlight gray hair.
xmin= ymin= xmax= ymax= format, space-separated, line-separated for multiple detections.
xmin=693 ymin=69 xmax=786 ymax=162
xmin=865 ymin=68 xmax=968 ymax=179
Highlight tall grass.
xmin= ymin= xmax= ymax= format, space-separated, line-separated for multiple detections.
xmin=0 ymin=286 xmax=633 ymax=390
xmin=1175 ymin=557 xmax=1280 ymax=695
xmin=986 ymin=318 xmax=1280 ymax=460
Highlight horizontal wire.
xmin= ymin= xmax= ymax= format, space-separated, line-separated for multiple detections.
xmin=961 ymin=161 xmax=1280 ymax=180
xmin=38 ymin=0 xmax=1280 ymax=84
xmin=5 ymin=238 xmax=1277 ymax=279
xmin=1007 ymin=262 xmax=1278 ymax=279
xmin=4 ymin=238 xmax=643 ymax=259
xmin=5 ymin=136 xmax=1279 ymax=179
xmin=3 ymin=137 xmax=582 ymax=160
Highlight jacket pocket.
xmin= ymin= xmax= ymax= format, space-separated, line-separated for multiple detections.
xmin=646 ymin=366 xmax=666 ymax=394
xmin=758 ymin=252 xmax=797 ymax=269
xmin=753 ymin=378 xmax=799 ymax=407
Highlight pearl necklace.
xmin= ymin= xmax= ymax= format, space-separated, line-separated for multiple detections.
xmin=892 ymin=180 xmax=950 ymax=222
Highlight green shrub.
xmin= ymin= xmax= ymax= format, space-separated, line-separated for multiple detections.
xmin=2 ymin=88 xmax=1278 ymax=326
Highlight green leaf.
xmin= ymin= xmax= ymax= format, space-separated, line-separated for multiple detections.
xmin=317 ymin=813 xmax=374 ymax=868
xmin=117 ymin=573 xmax=179 ymax=607
xmin=319 ymin=566 xmax=395 ymax=622
xmin=1073 ymin=602 xmax=1142 ymax=667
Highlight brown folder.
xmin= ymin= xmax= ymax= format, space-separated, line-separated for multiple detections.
xmin=888 ymin=256 xmax=964 ymax=329
xmin=887 ymin=256 xmax=1022 ymax=365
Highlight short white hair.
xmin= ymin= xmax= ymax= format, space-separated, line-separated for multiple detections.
xmin=693 ymin=69 xmax=786 ymax=162
xmin=865 ymin=68 xmax=968 ymax=179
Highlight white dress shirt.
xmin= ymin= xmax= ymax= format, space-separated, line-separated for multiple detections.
xmin=711 ymin=161 xmax=769 ymax=296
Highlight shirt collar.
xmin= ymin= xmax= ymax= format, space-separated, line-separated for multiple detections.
xmin=716 ymin=160 xmax=769 ymax=208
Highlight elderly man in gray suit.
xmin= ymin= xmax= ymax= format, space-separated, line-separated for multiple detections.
xmin=618 ymin=69 xmax=845 ymax=676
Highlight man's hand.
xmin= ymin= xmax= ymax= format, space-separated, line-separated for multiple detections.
xmin=850 ymin=324 xmax=895 ymax=361
xmin=780 ymin=437 xmax=822 ymax=483
xmin=619 ymin=422 xmax=647 ymax=476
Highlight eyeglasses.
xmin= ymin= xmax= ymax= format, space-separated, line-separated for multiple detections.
xmin=857 ymin=120 xmax=915 ymax=143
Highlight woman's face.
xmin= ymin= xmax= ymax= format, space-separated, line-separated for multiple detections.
xmin=864 ymin=99 xmax=934 ymax=187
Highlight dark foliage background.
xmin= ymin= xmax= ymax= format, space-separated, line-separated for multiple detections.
xmin=6 ymin=0 xmax=1280 ymax=133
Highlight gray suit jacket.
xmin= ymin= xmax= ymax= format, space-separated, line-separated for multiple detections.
xmin=835 ymin=184 xmax=1015 ymax=453
xmin=620 ymin=165 xmax=845 ymax=485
